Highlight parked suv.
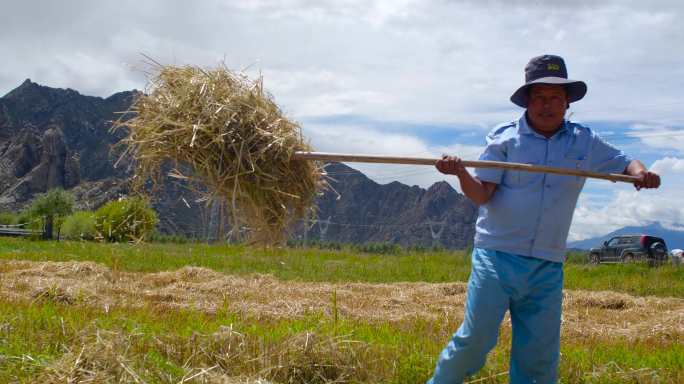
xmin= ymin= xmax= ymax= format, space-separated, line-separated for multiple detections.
xmin=589 ymin=235 xmax=668 ymax=264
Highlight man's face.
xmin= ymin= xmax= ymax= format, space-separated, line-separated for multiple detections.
xmin=526 ymin=84 xmax=568 ymax=134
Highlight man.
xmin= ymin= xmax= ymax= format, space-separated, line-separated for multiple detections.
xmin=427 ymin=55 xmax=660 ymax=383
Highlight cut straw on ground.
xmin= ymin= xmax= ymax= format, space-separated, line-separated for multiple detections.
xmin=2 ymin=260 xmax=683 ymax=340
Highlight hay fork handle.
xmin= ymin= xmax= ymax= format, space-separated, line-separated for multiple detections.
xmin=293 ymin=151 xmax=640 ymax=184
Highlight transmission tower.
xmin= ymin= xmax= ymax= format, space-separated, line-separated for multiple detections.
xmin=318 ymin=216 xmax=332 ymax=242
xmin=427 ymin=219 xmax=447 ymax=248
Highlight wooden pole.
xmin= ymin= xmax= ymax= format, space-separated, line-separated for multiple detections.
xmin=293 ymin=151 xmax=640 ymax=184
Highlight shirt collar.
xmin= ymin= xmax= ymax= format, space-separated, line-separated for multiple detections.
xmin=519 ymin=113 xmax=569 ymax=138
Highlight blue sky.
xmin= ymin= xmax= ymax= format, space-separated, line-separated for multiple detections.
xmin=1 ymin=0 xmax=683 ymax=240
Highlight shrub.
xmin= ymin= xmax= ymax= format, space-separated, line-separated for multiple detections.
xmin=61 ymin=211 xmax=97 ymax=240
xmin=0 ymin=211 xmax=18 ymax=225
xmin=355 ymin=242 xmax=403 ymax=255
xmin=16 ymin=210 xmax=41 ymax=231
xmin=95 ymin=197 xmax=158 ymax=242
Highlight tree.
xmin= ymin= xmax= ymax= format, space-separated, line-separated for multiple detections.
xmin=29 ymin=188 xmax=75 ymax=240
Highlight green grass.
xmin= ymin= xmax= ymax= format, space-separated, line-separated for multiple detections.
xmin=0 ymin=298 xmax=681 ymax=383
xmin=1 ymin=238 xmax=683 ymax=297
xmin=0 ymin=237 xmax=472 ymax=283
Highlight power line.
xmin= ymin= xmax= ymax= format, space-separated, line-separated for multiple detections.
xmin=303 ymin=217 xmax=450 ymax=230
xmin=323 ymin=166 xmax=437 ymax=181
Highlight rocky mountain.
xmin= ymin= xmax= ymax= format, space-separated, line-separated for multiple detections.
xmin=310 ymin=163 xmax=477 ymax=248
xmin=0 ymin=79 xmax=214 ymax=238
xmin=0 ymin=80 xmax=478 ymax=248
xmin=0 ymin=79 xmax=132 ymax=207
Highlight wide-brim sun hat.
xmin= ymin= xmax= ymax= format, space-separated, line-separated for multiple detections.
xmin=510 ymin=54 xmax=587 ymax=108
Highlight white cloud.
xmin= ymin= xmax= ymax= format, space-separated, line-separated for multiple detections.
xmin=621 ymin=123 xmax=684 ymax=153
xmin=265 ymin=68 xmax=395 ymax=118
xmin=304 ymin=123 xmax=430 ymax=157
xmin=3 ymin=1 xmax=683 ymax=128
xmin=652 ymin=157 xmax=684 ymax=174
xmin=569 ymin=157 xmax=684 ymax=241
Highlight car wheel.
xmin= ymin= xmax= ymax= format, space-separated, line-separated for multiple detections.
xmin=622 ymin=252 xmax=633 ymax=263
xmin=650 ymin=242 xmax=667 ymax=262
xmin=590 ymin=253 xmax=600 ymax=264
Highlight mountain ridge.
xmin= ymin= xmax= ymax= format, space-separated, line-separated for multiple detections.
xmin=0 ymin=80 xmax=478 ymax=248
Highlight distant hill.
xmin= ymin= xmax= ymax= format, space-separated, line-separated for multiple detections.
xmin=568 ymin=222 xmax=684 ymax=250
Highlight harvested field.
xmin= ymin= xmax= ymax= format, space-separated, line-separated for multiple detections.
xmin=2 ymin=260 xmax=683 ymax=342
xmin=1 ymin=256 xmax=683 ymax=383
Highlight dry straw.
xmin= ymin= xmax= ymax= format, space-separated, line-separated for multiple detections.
xmin=116 ymin=62 xmax=324 ymax=244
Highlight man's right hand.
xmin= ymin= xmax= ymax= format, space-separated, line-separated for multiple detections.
xmin=435 ymin=154 xmax=497 ymax=205
xmin=436 ymin=155 xmax=467 ymax=177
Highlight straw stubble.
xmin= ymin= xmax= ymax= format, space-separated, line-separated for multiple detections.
xmin=117 ymin=64 xmax=324 ymax=244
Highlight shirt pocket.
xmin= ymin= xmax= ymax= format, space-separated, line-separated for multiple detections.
xmin=560 ymin=151 xmax=588 ymax=185
xmin=504 ymin=159 xmax=544 ymax=188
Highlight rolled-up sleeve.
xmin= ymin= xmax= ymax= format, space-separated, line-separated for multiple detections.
xmin=474 ymin=132 xmax=507 ymax=184
xmin=587 ymin=133 xmax=632 ymax=174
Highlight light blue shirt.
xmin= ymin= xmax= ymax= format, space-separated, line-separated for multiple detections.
xmin=473 ymin=114 xmax=631 ymax=262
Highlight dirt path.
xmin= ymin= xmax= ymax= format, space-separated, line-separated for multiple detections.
xmin=2 ymin=260 xmax=683 ymax=341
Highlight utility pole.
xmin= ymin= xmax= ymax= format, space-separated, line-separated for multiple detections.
xmin=318 ymin=216 xmax=332 ymax=242
xmin=302 ymin=211 xmax=309 ymax=247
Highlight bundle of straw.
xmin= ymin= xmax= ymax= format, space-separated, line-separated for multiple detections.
xmin=117 ymin=63 xmax=323 ymax=244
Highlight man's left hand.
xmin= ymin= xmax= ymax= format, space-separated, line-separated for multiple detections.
xmin=634 ymin=171 xmax=660 ymax=190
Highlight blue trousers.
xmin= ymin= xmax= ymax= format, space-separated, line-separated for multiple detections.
xmin=427 ymin=248 xmax=563 ymax=384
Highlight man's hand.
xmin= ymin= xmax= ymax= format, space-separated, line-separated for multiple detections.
xmin=625 ymin=160 xmax=661 ymax=190
xmin=633 ymin=170 xmax=661 ymax=190
xmin=436 ymin=155 xmax=467 ymax=177
xmin=435 ymin=154 xmax=497 ymax=205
